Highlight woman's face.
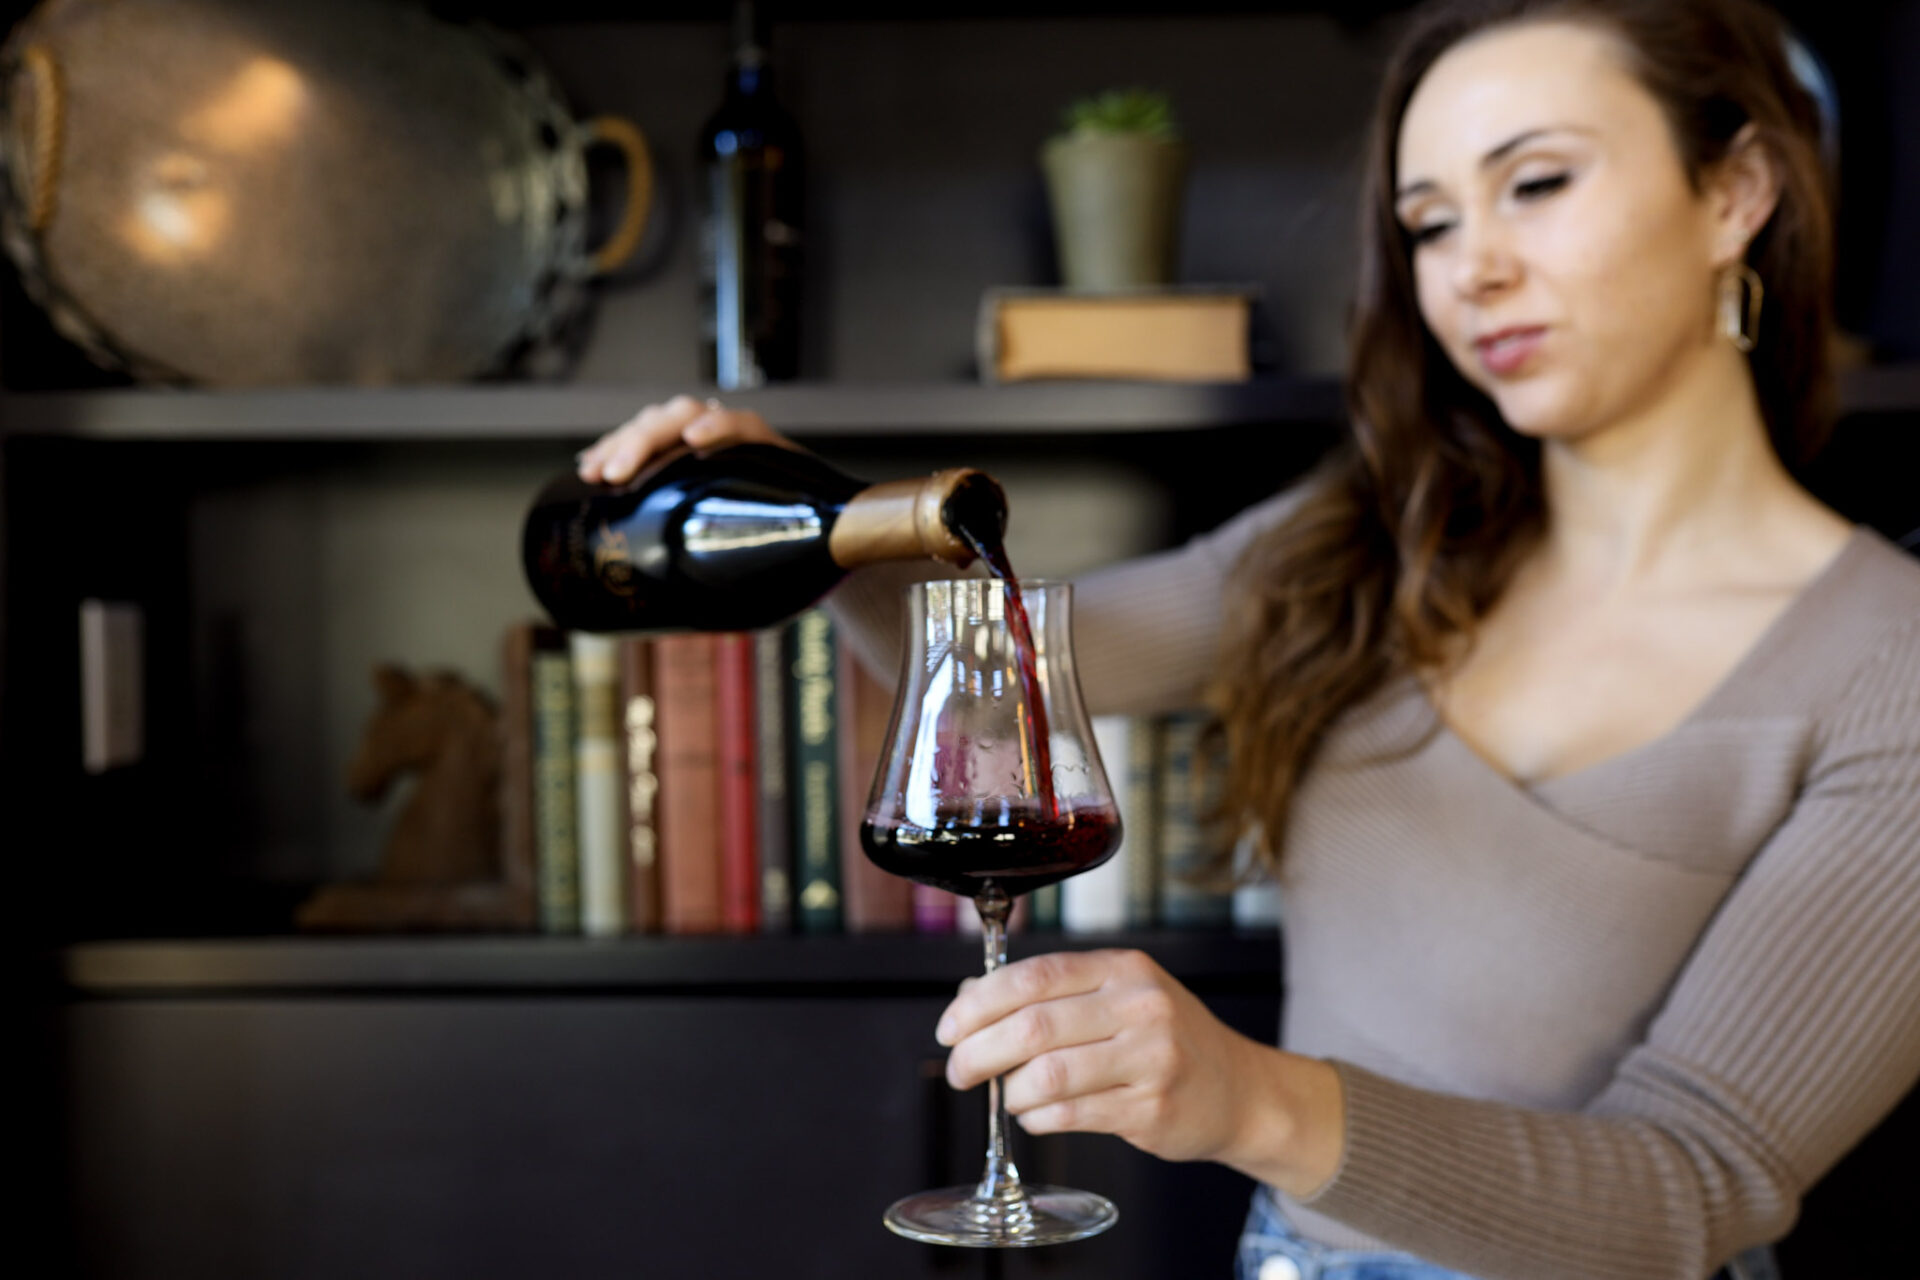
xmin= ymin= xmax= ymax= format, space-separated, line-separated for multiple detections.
xmin=1394 ymin=21 xmax=1733 ymax=441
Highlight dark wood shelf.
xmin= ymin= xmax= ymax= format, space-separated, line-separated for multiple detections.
xmin=4 ymin=364 xmax=1917 ymax=444
xmin=56 ymin=928 xmax=1282 ymax=997
xmin=442 ymin=1 xmax=1413 ymax=23
xmin=0 ymin=378 xmax=1345 ymax=442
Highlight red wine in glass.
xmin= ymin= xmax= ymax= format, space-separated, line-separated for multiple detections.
xmin=861 ymin=805 xmax=1118 ymax=899
xmin=860 ymin=574 xmax=1122 ymax=1247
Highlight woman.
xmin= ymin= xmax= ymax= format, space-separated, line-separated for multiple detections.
xmin=575 ymin=2 xmax=1920 ymax=1276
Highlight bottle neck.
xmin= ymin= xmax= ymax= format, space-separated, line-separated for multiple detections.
xmin=829 ymin=470 xmax=1007 ymax=570
xmin=727 ymin=1 xmax=771 ymax=99
xmin=727 ymin=55 xmax=771 ymax=100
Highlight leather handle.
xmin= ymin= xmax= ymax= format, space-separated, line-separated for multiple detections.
xmin=580 ymin=114 xmax=653 ymax=276
xmin=18 ymin=44 xmax=63 ymax=231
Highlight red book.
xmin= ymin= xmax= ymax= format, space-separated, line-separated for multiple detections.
xmin=913 ymin=884 xmax=960 ymax=933
xmin=653 ymin=634 xmax=723 ymax=934
xmin=618 ymin=636 xmax=662 ymax=933
xmin=838 ymin=647 xmax=914 ymax=933
xmin=714 ymin=632 xmax=761 ymax=934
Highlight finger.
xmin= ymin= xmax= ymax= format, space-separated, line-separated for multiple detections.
xmin=936 ymin=950 xmax=1113 ymax=1049
xmin=599 ymin=395 xmax=708 ymax=483
xmin=999 ymin=1037 xmax=1132 ymax=1115
xmin=577 ymin=408 xmax=663 ymax=483
xmin=945 ymin=989 xmax=1122 ymax=1091
xmin=682 ymin=398 xmax=730 ymax=448
xmin=686 ymin=405 xmax=782 ymax=451
xmin=1016 ymin=1084 xmax=1138 ymax=1138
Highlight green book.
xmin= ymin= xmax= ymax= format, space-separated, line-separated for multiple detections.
xmin=1156 ymin=713 xmax=1232 ymax=929
xmin=785 ymin=609 xmax=843 ymax=934
xmin=531 ymin=644 xmax=581 ymax=933
xmin=755 ymin=627 xmax=795 ymax=934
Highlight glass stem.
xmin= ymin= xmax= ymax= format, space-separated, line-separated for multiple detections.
xmin=974 ymin=885 xmax=1028 ymax=1208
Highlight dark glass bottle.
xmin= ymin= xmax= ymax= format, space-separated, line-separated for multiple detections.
xmin=522 ymin=444 xmax=1009 ymax=634
xmin=699 ymin=1 xmax=804 ymax=389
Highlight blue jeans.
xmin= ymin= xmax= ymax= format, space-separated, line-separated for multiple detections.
xmin=1236 ymin=1185 xmax=1783 ymax=1280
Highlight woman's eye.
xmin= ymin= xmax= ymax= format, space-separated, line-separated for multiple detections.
xmin=1513 ymin=172 xmax=1570 ymax=200
xmin=1407 ymin=221 xmax=1454 ymax=247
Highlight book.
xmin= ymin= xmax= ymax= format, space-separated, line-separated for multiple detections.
xmin=785 ymin=609 xmax=843 ymax=933
xmin=654 ymin=633 xmax=724 ymax=934
xmin=838 ymin=647 xmax=913 ymax=933
xmin=715 ymin=631 xmax=762 ymax=934
xmin=79 ymin=598 xmax=143 ymax=773
xmin=571 ymin=633 xmax=627 ymax=936
xmin=1127 ymin=716 xmax=1163 ymax=928
xmin=912 ymin=885 xmax=961 ymax=933
xmin=1233 ymin=875 xmax=1283 ymax=929
xmin=1028 ymin=884 xmax=1061 ymax=930
xmin=1157 ymin=712 xmax=1233 ymax=928
xmin=1063 ymin=714 xmax=1152 ymax=934
xmin=530 ymin=633 xmax=580 ymax=933
xmin=976 ymin=285 xmax=1257 ymax=384
xmin=618 ymin=636 xmax=663 ymax=933
xmin=754 ymin=627 xmax=794 ymax=934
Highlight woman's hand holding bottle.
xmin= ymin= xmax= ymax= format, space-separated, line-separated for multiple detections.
xmin=575 ymin=394 xmax=799 ymax=486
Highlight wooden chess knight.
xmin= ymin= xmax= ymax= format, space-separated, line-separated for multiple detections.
xmin=297 ymin=664 xmax=533 ymax=931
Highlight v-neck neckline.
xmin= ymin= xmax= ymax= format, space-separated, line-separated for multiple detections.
xmin=1420 ymin=524 xmax=1865 ymax=794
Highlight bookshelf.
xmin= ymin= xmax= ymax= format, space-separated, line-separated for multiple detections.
xmin=57 ymin=929 xmax=1282 ymax=996
xmin=3 ymin=362 xmax=1919 ymax=439
xmin=0 ymin=378 xmax=1346 ymax=438
xmin=6 ymin=1 xmax=1919 ymax=1277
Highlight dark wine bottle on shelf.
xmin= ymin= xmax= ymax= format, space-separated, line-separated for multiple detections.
xmin=522 ymin=443 xmax=1008 ymax=634
xmin=700 ymin=0 xmax=804 ymax=389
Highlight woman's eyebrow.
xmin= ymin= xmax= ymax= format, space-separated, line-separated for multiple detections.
xmin=1396 ymin=125 xmax=1591 ymax=202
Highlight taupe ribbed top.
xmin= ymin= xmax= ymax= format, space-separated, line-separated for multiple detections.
xmin=830 ymin=490 xmax=1920 ymax=1280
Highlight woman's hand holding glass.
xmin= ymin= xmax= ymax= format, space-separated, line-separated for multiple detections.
xmin=937 ymin=946 xmax=1348 ymax=1198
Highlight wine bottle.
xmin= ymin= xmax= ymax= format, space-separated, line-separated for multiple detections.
xmin=522 ymin=443 xmax=1008 ymax=634
xmin=699 ymin=1 xmax=804 ymax=389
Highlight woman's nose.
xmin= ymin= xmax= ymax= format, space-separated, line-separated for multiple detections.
xmin=1449 ymin=218 xmax=1521 ymax=300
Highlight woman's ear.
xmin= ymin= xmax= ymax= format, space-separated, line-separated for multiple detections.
xmin=1708 ymin=123 xmax=1783 ymax=267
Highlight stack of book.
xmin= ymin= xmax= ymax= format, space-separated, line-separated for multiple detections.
xmin=501 ymin=611 xmax=1268 ymax=936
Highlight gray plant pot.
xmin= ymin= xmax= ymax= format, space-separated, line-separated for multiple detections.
xmin=1040 ymin=131 xmax=1189 ymax=291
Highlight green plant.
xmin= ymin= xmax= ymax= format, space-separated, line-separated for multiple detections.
xmin=1056 ymin=88 xmax=1179 ymax=140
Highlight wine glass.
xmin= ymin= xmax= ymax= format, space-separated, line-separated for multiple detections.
xmin=860 ymin=578 xmax=1123 ymax=1247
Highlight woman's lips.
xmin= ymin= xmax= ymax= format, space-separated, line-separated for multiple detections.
xmin=1474 ymin=326 xmax=1546 ymax=376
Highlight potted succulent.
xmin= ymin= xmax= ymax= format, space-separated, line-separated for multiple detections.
xmin=1040 ymin=88 xmax=1188 ymax=291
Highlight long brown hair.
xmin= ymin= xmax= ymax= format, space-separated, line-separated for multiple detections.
xmin=1208 ymin=0 xmax=1838 ymax=873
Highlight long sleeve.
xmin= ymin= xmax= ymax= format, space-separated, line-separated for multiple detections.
xmin=826 ymin=485 xmax=1304 ymax=716
xmin=1297 ymin=610 xmax=1920 ymax=1280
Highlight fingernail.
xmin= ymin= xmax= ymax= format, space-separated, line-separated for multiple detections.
xmin=935 ymin=1014 xmax=957 ymax=1046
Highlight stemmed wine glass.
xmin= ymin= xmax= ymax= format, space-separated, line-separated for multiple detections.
xmin=860 ymin=578 xmax=1123 ymax=1247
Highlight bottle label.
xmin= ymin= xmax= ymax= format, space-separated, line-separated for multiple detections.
xmin=592 ymin=522 xmax=639 ymax=596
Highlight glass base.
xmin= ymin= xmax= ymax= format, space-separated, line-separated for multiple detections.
xmin=882 ymin=1184 xmax=1119 ymax=1247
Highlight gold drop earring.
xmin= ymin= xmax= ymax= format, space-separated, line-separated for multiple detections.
xmin=1718 ymin=263 xmax=1764 ymax=353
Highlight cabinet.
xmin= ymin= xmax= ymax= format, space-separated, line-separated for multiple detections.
xmin=5 ymin=2 xmax=1919 ymax=1277
xmin=48 ymin=932 xmax=1281 ymax=1280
